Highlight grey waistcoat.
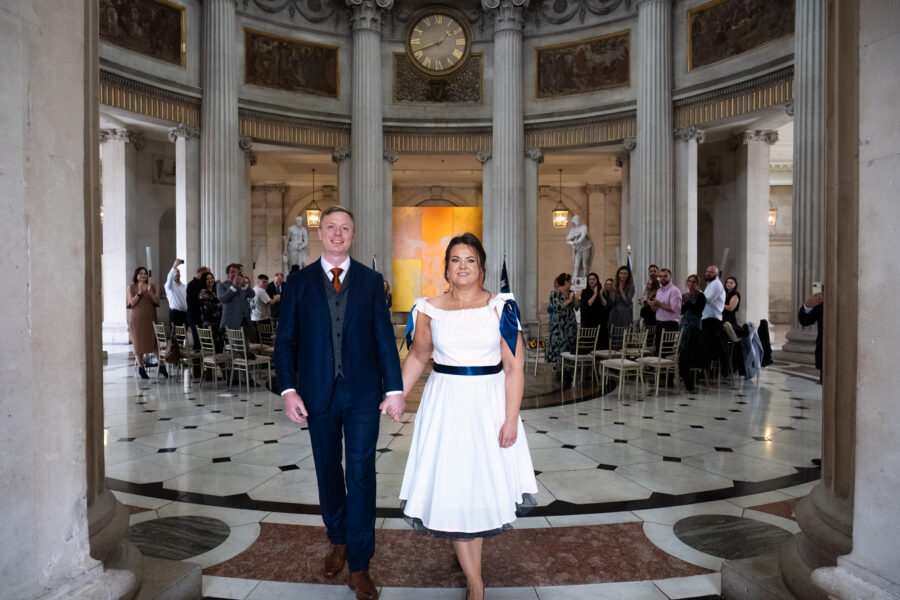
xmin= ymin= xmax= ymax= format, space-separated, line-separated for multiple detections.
xmin=322 ymin=267 xmax=350 ymax=380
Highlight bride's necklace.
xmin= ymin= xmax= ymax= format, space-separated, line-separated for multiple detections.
xmin=449 ymin=288 xmax=485 ymax=310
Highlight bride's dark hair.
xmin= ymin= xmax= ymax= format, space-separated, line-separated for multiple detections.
xmin=443 ymin=232 xmax=487 ymax=286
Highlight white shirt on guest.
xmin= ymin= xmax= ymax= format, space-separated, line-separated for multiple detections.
xmin=702 ymin=276 xmax=725 ymax=321
xmin=251 ymin=286 xmax=272 ymax=321
xmin=165 ymin=268 xmax=188 ymax=312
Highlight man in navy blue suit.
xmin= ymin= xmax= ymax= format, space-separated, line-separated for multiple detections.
xmin=274 ymin=206 xmax=403 ymax=600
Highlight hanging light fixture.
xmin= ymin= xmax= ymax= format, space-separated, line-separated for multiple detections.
xmin=768 ymin=208 xmax=778 ymax=228
xmin=306 ymin=168 xmax=322 ymax=228
xmin=552 ymin=168 xmax=568 ymax=228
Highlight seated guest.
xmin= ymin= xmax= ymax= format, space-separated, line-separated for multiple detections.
xmin=678 ymin=274 xmax=710 ymax=392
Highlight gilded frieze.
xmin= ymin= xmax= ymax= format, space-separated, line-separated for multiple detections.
xmin=244 ymin=29 xmax=339 ymax=99
xmin=535 ymin=31 xmax=630 ymax=99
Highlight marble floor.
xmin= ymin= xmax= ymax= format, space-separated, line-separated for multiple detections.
xmin=103 ymin=345 xmax=821 ymax=599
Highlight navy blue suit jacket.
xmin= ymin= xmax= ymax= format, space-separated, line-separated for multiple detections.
xmin=273 ymin=259 xmax=402 ymax=415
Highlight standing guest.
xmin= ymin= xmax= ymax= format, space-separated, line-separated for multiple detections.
xmin=701 ymin=265 xmax=730 ymax=376
xmin=651 ymin=268 xmax=682 ymax=340
xmin=274 ymin=206 xmax=402 ymax=600
xmin=638 ymin=264 xmax=660 ymax=328
xmin=398 ymin=233 xmax=536 ymax=600
xmin=217 ymin=263 xmax=255 ymax=335
xmin=164 ymin=259 xmax=188 ymax=328
xmin=798 ymin=289 xmax=824 ymax=382
xmin=607 ymin=265 xmax=635 ymax=329
xmin=266 ymin=272 xmax=285 ymax=321
xmin=545 ymin=273 xmax=579 ymax=370
xmin=186 ymin=265 xmax=210 ymax=350
xmin=723 ymin=276 xmax=741 ymax=329
xmin=678 ymin=274 xmax=708 ymax=391
xmin=198 ymin=272 xmax=224 ymax=352
xmin=580 ymin=273 xmax=608 ymax=349
xmin=126 ymin=266 xmax=164 ymax=379
xmin=251 ymin=274 xmax=280 ymax=340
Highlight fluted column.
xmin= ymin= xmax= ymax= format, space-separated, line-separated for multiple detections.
xmin=100 ymin=129 xmax=143 ymax=344
xmin=674 ymin=127 xmax=703 ymax=282
xmin=617 ymin=138 xmax=635 ymax=268
xmin=731 ymin=130 xmax=778 ymax=327
xmin=477 ymin=150 xmax=493 ymax=268
xmin=201 ymin=0 xmax=242 ymax=278
xmin=346 ymin=0 xmax=392 ymax=264
xmin=383 ymin=149 xmax=399 ymax=285
xmin=523 ymin=148 xmax=543 ymax=326
xmin=239 ymin=136 xmax=256 ymax=271
xmin=787 ymin=0 xmax=827 ymax=354
xmin=482 ymin=0 xmax=528 ymax=296
xmin=635 ymin=0 xmax=674 ymax=279
xmin=333 ymin=146 xmax=352 ymax=204
xmin=169 ymin=124 xmax=201 ymax=276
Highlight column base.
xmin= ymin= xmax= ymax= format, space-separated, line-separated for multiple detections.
xmin=813 ymin=562 xmax=900 ymax=600
xmin=775 ymin=328 xmax=817 ymax=365
xmin=721 ymin=552 xmax=798 ymax=600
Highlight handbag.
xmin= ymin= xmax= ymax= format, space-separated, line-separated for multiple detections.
xmin=164 ymin=338 xmax=183 ymax=365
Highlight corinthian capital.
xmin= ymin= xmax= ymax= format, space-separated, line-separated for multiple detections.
xmin=476 ymin=150 xmax=493 ymax=164
xmin=332 ymin=146 xmax=351 ymax=163
xmin=346 ymin=0 xmax=394 ymax=32
xmin=482 ymin=0 xmax=530 ymax=33
xmin=383 ymin=148 xmax=400 ymax=163
xmin=239 ymin=135 xmax=257 ymax=165
xmin=99 ymin=128 xmax=145 ymax=150
xmin=525 ymin=147 xmax=544 ymax=163
xmin=729 ymin=129 xmax=779 ymax=151
xmin=168 ymin=123 xmax=200 ymax=142
xmin=674 ymin=126 xmax=706 ymax=143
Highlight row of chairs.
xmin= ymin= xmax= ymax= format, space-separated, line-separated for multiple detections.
xmin=152 ymin=322 xmax=274 ymax=395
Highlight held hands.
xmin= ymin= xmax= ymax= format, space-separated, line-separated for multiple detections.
xmin=498 ymin=419 xmax=517 ymax=448
xmin=283 ymin=391 xmax=309 ymax=424
xmin=380 ymin=394 xmax=406 ymax=422
xmin=805 ymin=293 xmax=824 ymax=308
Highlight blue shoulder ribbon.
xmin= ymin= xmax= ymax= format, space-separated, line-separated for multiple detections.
xmin=403 ymin=308 xmax=415 ymax=350
xmin=500 ymin=299 xmax=521 ymax=355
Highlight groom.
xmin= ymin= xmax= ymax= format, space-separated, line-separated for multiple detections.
xmin=274 ymin=206 xmax=403 ymax=600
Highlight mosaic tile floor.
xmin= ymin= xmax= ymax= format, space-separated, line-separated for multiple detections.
xmin=104 ymin=345 xmax=821 ymax=599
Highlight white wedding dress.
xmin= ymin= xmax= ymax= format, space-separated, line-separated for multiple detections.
xmin=399 ymin=293 xmax=538 ymax=537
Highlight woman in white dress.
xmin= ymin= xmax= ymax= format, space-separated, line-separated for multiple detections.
xmin=389 ymin=233 xmax=537 ymax=600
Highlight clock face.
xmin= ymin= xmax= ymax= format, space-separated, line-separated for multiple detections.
xmin=406 ymin=11 xmax=470 ymax=77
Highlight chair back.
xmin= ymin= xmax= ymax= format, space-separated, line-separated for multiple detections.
xmin=608 ymin=325 xmax=627 ymax=351
xmin=257 ymin=321 xmax=275 ymax=346
xmin=197 ymin=327 xmax=217 ymax=355
xmin=152 ymin=322 xmax=168 ymax=354
xmin=629 ymin=319 xmax=643 ymax=332
xmin=574 ymin=326 xmax=600 ymax=355
xmin=226 ymin=328 xmax=249 ymax=359
xmin=173 ymin=324 xmax=188 ymax=348
xmin=622 ymin=330 xmax=648 ymax=359
xmin=658 ymin=329 xmax=682 ymax=358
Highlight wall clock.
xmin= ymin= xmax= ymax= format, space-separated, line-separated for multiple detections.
xmin=405 ymin=8 xmax=471 ymax=78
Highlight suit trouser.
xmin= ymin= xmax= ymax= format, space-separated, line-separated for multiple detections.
xmin=307 ymin=377 xmax=380 ymax=572
xmin=701 ymin=318 xmax=730 ymax=375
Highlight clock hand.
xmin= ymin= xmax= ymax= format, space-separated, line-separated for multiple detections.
xmin=416 ymin=30 xmax=451 ymax=51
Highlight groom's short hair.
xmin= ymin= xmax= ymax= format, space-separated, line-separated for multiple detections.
xmin=321 ymin=205 xmax=355 ymax=227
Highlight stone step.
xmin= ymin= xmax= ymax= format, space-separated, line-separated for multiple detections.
xmin=135 ymin=556 xmax=201 ymax=600
xmin=774 ymin=349 xmax=817 ymax=366
xmin=722 ymin=553 xmax=799 ymax=599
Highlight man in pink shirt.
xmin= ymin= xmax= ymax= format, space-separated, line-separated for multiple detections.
xmin=651 ymin=268 xmax=682 ymax=342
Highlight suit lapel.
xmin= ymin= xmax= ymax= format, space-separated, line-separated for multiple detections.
xmin=342 ymin=260 xmax=362 ymax=334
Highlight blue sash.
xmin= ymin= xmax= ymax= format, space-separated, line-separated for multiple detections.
xmin=432 ymin=362 xmax=503 ymax=376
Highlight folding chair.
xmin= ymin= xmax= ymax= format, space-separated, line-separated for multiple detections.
xmin=600 ymin=330 xmax=648 ymax=400
xmin=197 ymin=327 xmax=230 ymax=393
xmin=226 ymin=328 xmax=272 ymax=396
xmin=560 ymin=326 xmax=600 ymax=388
xmin=637 ymin=329 xmax=682 ymax=395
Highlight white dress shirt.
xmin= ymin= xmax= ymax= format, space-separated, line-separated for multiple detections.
xmin=702 ymin=277 xmax=725 ymax=321
xmin=165 ymin=268 xmax=188 ymax=312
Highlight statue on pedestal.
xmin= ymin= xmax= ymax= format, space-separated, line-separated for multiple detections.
xmin=566 ymin=215 xmax=593 ymax=287
xmin=284 ymin=215 xmax=309 ymax=272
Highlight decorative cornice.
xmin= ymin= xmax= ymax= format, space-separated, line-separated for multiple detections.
xmin=585 ymin=184 xmax=609 ymax=194
xmin=476 ymin=150 xmax=493 ymax=164
xmin=674 ymin=126 xmax=706 ymax=143
xmin=383 ymin=148 xmax=400 ymax=163
xmin=525 ymin=147 xmax=544 ymax=163
xmin=346 ymin=0 xmax=394 ymax=32
xmin=525 ymin=110 xmax=636 ymax=150
xmin=332 ymin=146 xmax=351 ymax=163
xmin=99 ymin=128 xmax=145 ymax=150
xmin=531 ymin=0 xmax=631 ymax=28
xmin=729 ymin=129 xmax=779 ymax=151
xmin=482 ymin=0 xmax=529 ymax=33
xmin=264 ymin=183 xmax=286 ymax=193
xmin=168 ymin=123 xmax=200 ymax=142
xmin=239 ymin=108 xmax=350 ymax=149
xmin=384 ymin=126 xmax=492 ymax=154
xmin=241 ymin=0 xmax=339 ymax=24
xmin=100 ymin=70 xmax=200 ymax=126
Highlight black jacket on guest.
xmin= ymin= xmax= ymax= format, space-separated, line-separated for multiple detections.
xmin=798 ymin=303 xmax=823 ymax=371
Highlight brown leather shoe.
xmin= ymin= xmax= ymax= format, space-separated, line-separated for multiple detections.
xmin=322 ymin=543 xmax=347 ymax=578
xmin=348 ymin=569 xmax=379 ymax=600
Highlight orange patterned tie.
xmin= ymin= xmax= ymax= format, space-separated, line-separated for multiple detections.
xmin=330 ymin=267 xmax=343 ymax=292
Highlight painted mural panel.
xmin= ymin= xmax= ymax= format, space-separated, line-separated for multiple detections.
xmin=100 ymin=0 xmax=185 ymax=67
xmin=535 ymin=31 xmax=630 ymax=100
xmin=244 ymin=29 xmax=339 ymax=99
xmin=392 ymin=207 xmax=483 ymax=312
xmin=688 ymin=0 xmax=795 ymax=71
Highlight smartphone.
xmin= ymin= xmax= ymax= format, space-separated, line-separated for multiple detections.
xmin=812 ymin=281 xmax=823 ymax=294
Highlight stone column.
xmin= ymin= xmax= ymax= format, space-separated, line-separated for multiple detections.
xmin=169 ymin=124 xmax=201 ymax=276
xmin=333 ymin=146 xmax=352 ymax=205
xmin=634 ymin=0 xmax=674 ymax=279
xmin=346 ymin=0 xmax=392 ymax=264
xmin=617 ymin=138 xmax=635 ymax=267
xmin=674 ymin=126 xmax=703 ymax=282
xmin=523 ymin=148 xmax=543 ymax=326
xmin=201 ymin=0 xmax=242 ymax=278
xmin=239 ymin=136 xmax=256 ymax=271
xmin=730 ymin=130 xmax=777 ymax=327
xmin=482 ymin=0 xmax=529 ymax=295
xmin=477 ymin=150 xmax=494 ymax=276
xmin=783 ymin=0 xmax=828 ymax=365
xmin=100 ymin=129 xmax=143 ymax=344
xmin=382 ymin=149 xmax=399 ymax=286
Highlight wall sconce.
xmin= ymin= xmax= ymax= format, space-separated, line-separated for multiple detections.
xmin=768 ymin=208 xmax=777 ymax=228
xmin=552 ymin=168 xmax=568 ymax=229
xmin=306 ymin=168 xmax=322 ymax=228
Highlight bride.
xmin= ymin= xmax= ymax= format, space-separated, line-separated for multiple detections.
xmin=381 ymin=232 xmax=537 ymax=600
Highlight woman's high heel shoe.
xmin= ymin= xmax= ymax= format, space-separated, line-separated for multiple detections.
xmin=138 ymin=366 xmax=149 ymax=380
xmin=159 ymin=364 xmax=169 ymax=378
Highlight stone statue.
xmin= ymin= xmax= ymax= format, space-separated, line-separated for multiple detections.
xmin=284 ymin=215 xmax=309 ymax=272
xmin=566 ymin=215 xmax=593 ymax=282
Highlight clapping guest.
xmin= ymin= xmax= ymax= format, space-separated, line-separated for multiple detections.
xmin=607 ymin=266 xmax=635 ymax=329
xmin=545 ymin=273 xmax=579 ymax=370
xmin=678 ymin=274 xmax=709 ymax=392
xmin=198 ymin=271 xmax=224 ymax=352
xmin=126 ymin=266 xmax=163 ymax=379
xmin=580 ymin=272 xmax=608 ymax=349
